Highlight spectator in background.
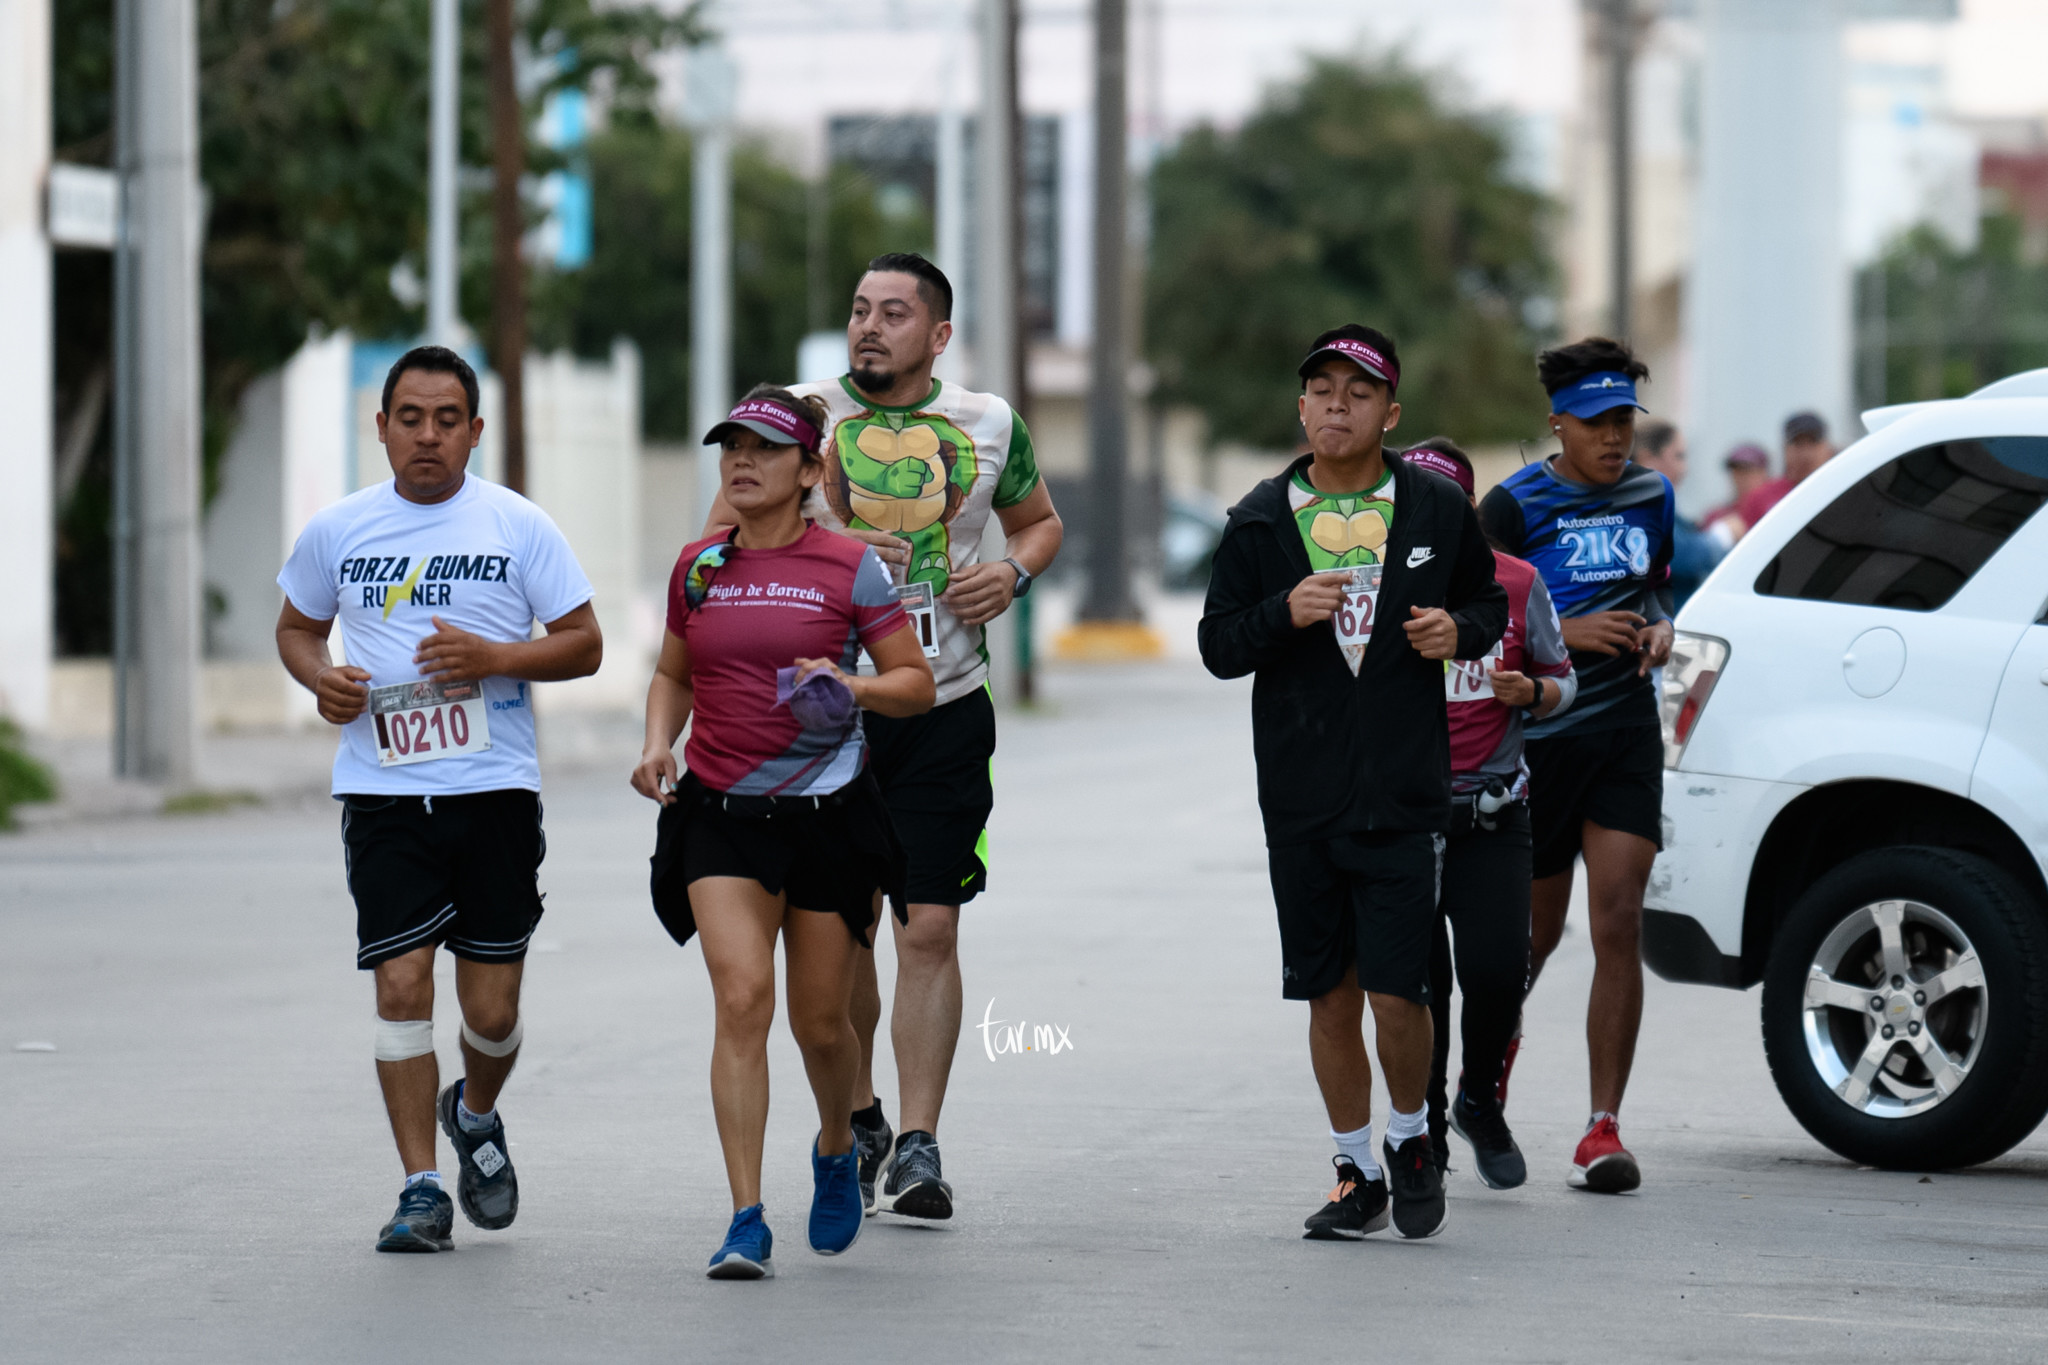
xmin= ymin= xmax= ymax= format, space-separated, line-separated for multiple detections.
xmin=1632 ymin=421 xmax=1726 ymax=609
xmin=1701 ymin=443 xmax=1770 ymax=541
xmin=1735 ymin=412 xmax=1835 ymax=530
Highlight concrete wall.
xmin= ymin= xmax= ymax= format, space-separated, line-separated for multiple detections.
xmin=0 ymin=0 xmax=52 ymax=727
xmin=524 ymin=340 xmax=645 ymax=712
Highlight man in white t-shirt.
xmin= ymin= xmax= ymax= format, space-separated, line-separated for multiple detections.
xmin=275 ymin=346 xmax=601 ymax=1254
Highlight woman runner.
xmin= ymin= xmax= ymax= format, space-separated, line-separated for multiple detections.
xmin=1402 ymin=438 xmax=1576 ymax=1192
xmin=633 ymin=385 xmax=935 ymax=1279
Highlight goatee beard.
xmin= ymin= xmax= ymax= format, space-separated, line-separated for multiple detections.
xmin=850 ymin=363 xmax=896 ymax=393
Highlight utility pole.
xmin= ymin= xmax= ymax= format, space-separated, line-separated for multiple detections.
xmin=112 ymin=0 xmax=202 ymax=785
xmin=685 ymin=45 xmax=737 ymax=527
xmin=975 ymin=0 xmax=1019 ymax=408
xmin=1078 ymin=0 xmax=1141 ymax=627
xmin=934 ymin=6 xmax=969 ymax=380
xmin=977 ymin=0 xmax=1037 ymax=697
xmin=487 ymin=0 xmax=527 ymax=493
xmin=428 ymin=0 xmax=460 ymax=346
xmin=1594 ymin=0 xmax=1636 ymax=340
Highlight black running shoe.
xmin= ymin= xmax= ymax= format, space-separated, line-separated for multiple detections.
xmin=852 ymin=1108 xmax=894 ymax=1217
xmin=437 ymin=1081 xmax=519 ymax=1230
xmin=1448 ymin=1087 xmax=1527 ymax=1191
xmin=376 ymin=1181 xmax=454 ymax=1253
xmin=876 ymin=1129 xmax=952 ymax=1220
xmin=1384 ymin=1135 xmax=1447 ymax=1240
xmin=1301 ymin=1156 xmax=1390 ymax=1240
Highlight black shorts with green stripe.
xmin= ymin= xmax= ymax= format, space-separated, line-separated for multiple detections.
xmin=864 ymin=686 xmax=995 ymax=907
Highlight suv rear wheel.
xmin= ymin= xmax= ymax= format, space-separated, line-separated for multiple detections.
xmin=1760 ymin=846 xmax=2048 ymax=1169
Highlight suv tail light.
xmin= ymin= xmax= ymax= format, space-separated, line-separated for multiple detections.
xmin=1658 ymin=631 xmax=1728 ymax=768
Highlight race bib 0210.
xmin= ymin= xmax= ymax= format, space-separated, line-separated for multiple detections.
xmin=1331 ymin=564 xmax=1383 ymax=676
xmin=370 ymin=679 xmax=493 ymax=767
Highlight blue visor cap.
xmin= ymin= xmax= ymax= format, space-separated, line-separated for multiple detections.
xmin=1550 ymin=371 xmax=1647 ymax=420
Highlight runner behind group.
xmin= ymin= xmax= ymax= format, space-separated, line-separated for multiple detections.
xmin=1199 ymin=325 xmax=1507 ymax=1241
xmin=1477 ymin=338 xmax=1675 ymax=1193
xmin=274 ymin=346 xmax=603 ymax=1253
xmin=1402 ymin=438 xmax=1576 ymax=1193
xmin=637 ymin=386 xmax=936 ymax=1279
xmin=703 ymin=252 xmax=1065 ymax=1220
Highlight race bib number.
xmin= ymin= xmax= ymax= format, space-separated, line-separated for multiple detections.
xmin=371 ymin=679 xmax=492 ymax=768
xmin=1445 ymin=642 xmax=1507 ymax=703
xmin=1331 ymin=564 xmax=1382 ymax=676
xmin=897 ymin=581 xmax=941 ymax=659
xmin=859 ymin=581 xmax=942 ymax=669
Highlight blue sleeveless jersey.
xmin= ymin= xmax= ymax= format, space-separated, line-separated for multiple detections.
xmin=1478 ymin=459 xmax=1674 ymax=739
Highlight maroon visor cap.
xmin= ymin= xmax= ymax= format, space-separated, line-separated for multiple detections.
xmin=703 ymin=397 xmax=822 ymax=454
xmin=1403 ymin=446 xmax=1473 ymax=496
xmin=1297 ymin=337 xmax=1399 ymax=394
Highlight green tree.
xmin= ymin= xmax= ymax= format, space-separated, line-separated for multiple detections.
xmin=50 ymin=0 xmax=698 ymax=653
xmin=1856 ymin=214 xmax=2048 ymax=408
xmin=531 ymin=125 xmax=927 ymax=440
xmin=1146 ymin=55 xmax=1555 ymax=451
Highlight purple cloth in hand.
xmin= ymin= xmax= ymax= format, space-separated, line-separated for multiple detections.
xmin=775 ymin=666 xmax=856 ymax=731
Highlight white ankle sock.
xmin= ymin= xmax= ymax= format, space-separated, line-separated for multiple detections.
xmin=456 ymin=1097 xmax=497 ymax=1133
xmin=1331 ymin=1123 xmax=1381 ymax=1178
xmin=404 ymin=1170 xmax=442 ymax=1191
xmin=1385 ymin=1105 xmax=1428 ymax=1146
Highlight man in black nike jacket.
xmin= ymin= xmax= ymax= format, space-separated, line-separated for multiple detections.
xmin=1199 ymin=324 xmax=1506 ymax=1242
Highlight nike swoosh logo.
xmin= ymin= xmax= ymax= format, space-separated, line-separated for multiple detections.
xmin=1407 ymin=548 xmax=1435 ymax=568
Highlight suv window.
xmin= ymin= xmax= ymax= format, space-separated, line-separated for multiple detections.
xmin=1756 ymin=436 xmax=2048 ymax=610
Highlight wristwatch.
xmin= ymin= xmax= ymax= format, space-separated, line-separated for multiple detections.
xmin=1001 ymin=556 xmax=1034 ymax=599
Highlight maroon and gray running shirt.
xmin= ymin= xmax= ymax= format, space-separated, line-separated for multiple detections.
xmin=1444 ymin=551 xmax=1577 ymax=798
xmin=666 ymin=522 xmax=907 ymax=796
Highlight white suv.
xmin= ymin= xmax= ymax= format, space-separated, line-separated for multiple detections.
xmin=1648 ymin=369 xmax=2048 ymax=1170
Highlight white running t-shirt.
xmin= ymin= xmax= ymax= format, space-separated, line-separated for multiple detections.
xmin=277 ymin=475 xmax=594 ymax=797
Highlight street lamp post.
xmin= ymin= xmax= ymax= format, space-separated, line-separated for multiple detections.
xmin=112 ymin=0 xmax=202 ymax=786
xmin=685 ymin=45 xmax=737 ymax=529
xmin=1057 ymin=0 xmax=1161 ymax=660
xmin=427 ymin=0 xmax=460 ymax=347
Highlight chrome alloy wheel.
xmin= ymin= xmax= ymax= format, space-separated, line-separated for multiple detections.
xmin=1801 ymin=899 xmax=1988 ymax=1119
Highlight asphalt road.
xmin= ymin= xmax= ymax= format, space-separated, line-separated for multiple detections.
xmin=5 ymin=660 xmax=2047 ymax=1363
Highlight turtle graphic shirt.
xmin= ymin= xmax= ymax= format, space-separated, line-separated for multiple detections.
xmin=795 ymin=375 xmax=1041 ymax=706
xmin=1288 ymin=468 xmax=1396 ymax=674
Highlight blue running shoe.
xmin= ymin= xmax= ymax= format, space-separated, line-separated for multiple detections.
xmin=809 ymin=1136 xmax=864 ymax=1255
xmin=706 ymin=1204 xmax=774 ymax=1280
xmin=376 ymin=1181 xmax=454 ymax=1253
xmin=437 ymin=1081 xmax=519 ymax=1230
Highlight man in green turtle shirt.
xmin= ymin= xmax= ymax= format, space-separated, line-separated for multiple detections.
xmin=703 ymin=252 xmax=1063 ymax=1225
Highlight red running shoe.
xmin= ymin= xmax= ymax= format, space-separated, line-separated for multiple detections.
xmin=1568 ymin=1116 xmax=1641 ymax=1193
xmin=1496 ymin=1031 xmax=1522 ymax=1108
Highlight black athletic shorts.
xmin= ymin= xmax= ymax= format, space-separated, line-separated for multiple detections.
xmin=863 ymin=685 xmax=996 ymax=907
xmin=1526 ymin=722 xmax=1664 ymax=880
xmin=648 ymin=769 xmax=905 ymax=949
xmin=341 ymin=789 xmax=546 ymax=970
xmin=1266 ymin=830 xmax=1443 ymax=1004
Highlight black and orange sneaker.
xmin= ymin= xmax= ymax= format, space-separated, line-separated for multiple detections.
xmin=1302 ymin=1156 xmax=1389 ymax=1240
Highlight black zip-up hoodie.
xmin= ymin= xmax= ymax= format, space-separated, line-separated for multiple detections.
xmin=1199 ymin=453 xmax=1507 ymax=845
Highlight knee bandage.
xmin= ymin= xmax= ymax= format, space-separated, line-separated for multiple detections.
xmin=462 ymin=1016 xmax=523 ymax=1058
xmin=374 ymin=1017 xmax=435 ymax=1062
